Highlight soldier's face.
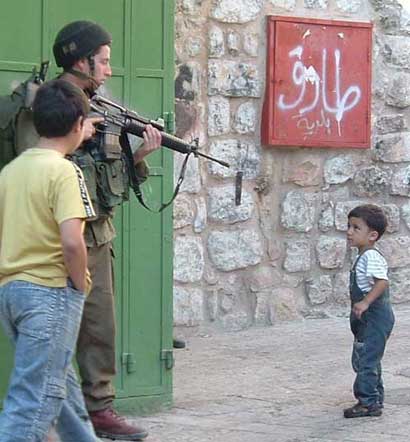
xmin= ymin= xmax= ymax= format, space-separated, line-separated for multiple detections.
xmin=91 ymin=45 xmax=112 ymax=87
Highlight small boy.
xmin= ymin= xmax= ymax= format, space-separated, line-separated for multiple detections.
xmin=344 ymin=204 xmax=395 ymax=418
xmin=0 ymin=80 xmax=102 ymax=441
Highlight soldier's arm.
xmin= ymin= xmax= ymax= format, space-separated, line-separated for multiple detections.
xmin=132 ymin=124 xmax=162 ymax=182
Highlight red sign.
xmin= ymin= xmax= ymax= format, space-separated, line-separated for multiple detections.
xmin=261 ymin=16 xmax=372 ymax=148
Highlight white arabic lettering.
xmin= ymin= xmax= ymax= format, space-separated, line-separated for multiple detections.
xmin=277 ymin=46 xmax=362 ymax=137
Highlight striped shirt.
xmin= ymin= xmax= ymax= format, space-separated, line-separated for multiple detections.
xmin=353 ymin=249 xmax=388 ymax=294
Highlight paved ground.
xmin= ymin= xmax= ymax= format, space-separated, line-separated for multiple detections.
xmin=131 ymin=306 xmax=410 ymax=442
xmin=50 ymin=306 xmax=410 ymax=441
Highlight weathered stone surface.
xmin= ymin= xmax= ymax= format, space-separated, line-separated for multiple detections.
xmin=333 ymin=271 xmax=350 ymax=306
xmin=233 ymin=101 xmax=257 ymax=134
xmin=226 ymin=30 xmax=241 ymax=55
xmin=391 ymin=165 xmax=410 ymax=197
xmin=316 ymin=237 xmax=346 ymax=269
xmin=208 ymin=185 xmax=254 ymax=223
xmin=374 ymin=133 xmax=410 ymax=163
xmin=306 ymin=275 xmax=332 ymax=305
xmin=281 ymin=191 xmax=317 ymax=233
xmin=254 ymin=291 xmax=272 ymax=325
xmin=282 ymin=274 xmax=303 ymax=288
xmin=319 ymin=201 xmax=334 ymax=233
xmin=175 ymin=101 xmax=199 ymax=139
xmin=336 ymin=0 xmax=362 ymax=13
xmin=208 ymin=139 xmax=260 ymax=179
xmin=324 ymin=155 xmax=355 ymax=185
xmin=268 ymin=0 xmax=296 ymax=10
xmin=283 ymin=240 xmax=311 ymax=273
xmin=270 ymin=288 xmax=302 ymax=322
xmin=208 ymin=60 xmax=261 ymax=97
xmin=204 ymin=289 xmax=218 ymax=321
xmin=210 ymin=0 xmax=263 ymax=23
xmin=248 ymin=267 xmax=281 ymax=293
xmin=389 ymin=267 xmax=410 ymax=304
xmin=282 ymin=156 xmax=321 ymax=187
xmin=243 ymin=33 xmax=259 ymax=57
xmin=209 ymin=26 xmax=224 ymax=58
xmin=378 ymin=236 xmax=410 ymax=268
xmin=208 ymin=229 xmax=263 ymax=271
xmin=174 ymin=235 xmax=204 ymax=282
xmin=304 ymin=0 xmax=328 ymax=8
xmin=401 ymin=202 xmax=410 ymax=230
xmin=335 ymin=201 xmax=363 ymax=231
xmin=174 ymin=154 xmax=201 ymax=193
xmin=386 ymin=73 xmax=410 ymax=108
xmin=174 ymin=194 xmax=194 ymax=229
xmin=382 ymin=204 xmax=400 ymax=233
xmin=175 ymin=62 xmax=201 ymax=101
xmin=384 ymin=36 xmax=410 ymax=68
xmin=375 ymin=114 xmax=406 ymax=135
xmin=185 ymin=36 xmax=202 ymax=57
xmin=208 ymin=96 xmax=230 ymax=136
xmin=173 ymin=286 xmax=204 ymax=326
xmin=178 ymin=0 xmax=204 ymax=15
xmin=219 ymin=311 xmax=252 ymax=330
xmin=353 ymin=166 xmax=391 ymax=197
xmin=377 ymin=3 xmax=403 ymax=34
xmin=193 ymin=197 xmax=207 ymax=233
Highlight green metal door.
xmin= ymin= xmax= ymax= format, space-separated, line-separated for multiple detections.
xmin=0 ymin=0 xmax=174 ymax=413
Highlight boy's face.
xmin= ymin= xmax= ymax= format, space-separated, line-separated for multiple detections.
xmin=347 ymin=216 xmax=378 ymax=251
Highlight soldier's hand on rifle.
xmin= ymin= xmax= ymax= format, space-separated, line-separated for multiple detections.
xmin=83 ymin=116 xmax=104 ymax=140
xmin=133 ymin=124 xmax=162 ymax=164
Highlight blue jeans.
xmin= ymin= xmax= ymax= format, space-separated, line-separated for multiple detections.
xmin=0 ymin=281 xmax=101 ymax=442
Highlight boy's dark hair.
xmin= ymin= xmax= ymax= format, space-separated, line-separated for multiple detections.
xmin=348 ymin=204 xmax=388 ymax=241
xmin=32 ymin=79 xmax=89 ymax=138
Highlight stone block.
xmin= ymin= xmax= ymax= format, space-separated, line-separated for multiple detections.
xmin=282 ymin=156 xmax=321 ymax=187
xmin=283 ymin=240 xmax=311 ymax=273
xmin=208 ymin=229 xmax=263 ymax=271
xmin=353 ymin=166 xmax=391 ymax=198
xmin=208 ymin=96 xmax=230 ymax=136
xmin=208 ymin=60 xmax=261 ymax=97
xmin=281 ymin=190 xmax=317 ymax=233
xmin=324 ymin=155 xmax=355 ymax=185
xmin=306 ymin=275 xmax=333 ymax=305
xmin=208 ymin=185 xmax=254 ymax=224
xmin=173 ymin=286 xmax=204 ymax=326
xmin=208 ymin=139 xmax=260 ymax=179
xmin=233 ymin=101 xmax=257 ymax=134
xmin=174 ymin=235 xmax=204 ymax=282
xmin=316 ymin=236 xmax=346 ymax=269
xmin=210 ymin=0 xmax=263 ymax=23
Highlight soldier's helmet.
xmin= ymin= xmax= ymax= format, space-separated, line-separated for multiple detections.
xmin=53 ymin=20 xmax=111 ymax=69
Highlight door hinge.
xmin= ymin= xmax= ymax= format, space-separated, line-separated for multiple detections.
xmin=160 ymin=349 xmax=174 ymax=369
xmin=122 ymin=353 xmax=136 ymax=373
xmin=163 ymin=112 xmax=175 ymax=134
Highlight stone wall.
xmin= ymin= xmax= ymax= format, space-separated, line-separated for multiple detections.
xmin=173 ymin=0 xmax=410 ymax=330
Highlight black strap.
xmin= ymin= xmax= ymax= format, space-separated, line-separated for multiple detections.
xmin=119 ymin=132 xmax=190 ymax=213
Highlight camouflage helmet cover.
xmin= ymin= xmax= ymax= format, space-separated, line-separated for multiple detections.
xmin=53 ymin=20 xmax=111 ymax=68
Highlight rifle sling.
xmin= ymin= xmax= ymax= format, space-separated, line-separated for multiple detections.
xmin=119 ymin=132 xmax=190 ymax=213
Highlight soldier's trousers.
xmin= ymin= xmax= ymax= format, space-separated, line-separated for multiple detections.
xmin=76 ymin=242 xmax=117 ymax=412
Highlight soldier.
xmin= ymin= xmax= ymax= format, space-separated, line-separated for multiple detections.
xmin=51 ymin=21 xmax=162 ymax=440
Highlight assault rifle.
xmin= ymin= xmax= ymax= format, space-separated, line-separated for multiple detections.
xmin=89 ymin=95 xmax=230 ymax=168
xmin=89 ymin=95 xmax=230 ymax=212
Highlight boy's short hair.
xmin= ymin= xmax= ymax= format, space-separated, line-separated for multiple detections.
xmin=348 ymin=204 xmax=388 ymax=241
xmin=32 ymin=79 xmax=90 ymax=138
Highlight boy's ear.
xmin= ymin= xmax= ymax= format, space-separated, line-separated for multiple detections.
xmin=74 ymin=116 xmax=84 ymax=133
xmin=369 ymin=230 xmax=379 ymax=242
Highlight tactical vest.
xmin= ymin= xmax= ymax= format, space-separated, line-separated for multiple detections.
xmin=71 ymin=130 xmax=130 ymax=218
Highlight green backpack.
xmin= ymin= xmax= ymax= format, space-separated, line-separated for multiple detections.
xmin=0 ymin=62 xmax=48 ymax=167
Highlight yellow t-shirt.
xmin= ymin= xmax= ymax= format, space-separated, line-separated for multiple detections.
xmin=0 ymin=148 xmax=95 ymax=288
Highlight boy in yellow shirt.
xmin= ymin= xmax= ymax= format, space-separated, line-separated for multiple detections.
xmin=0 ymin=79 xmax=102 ymax=442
